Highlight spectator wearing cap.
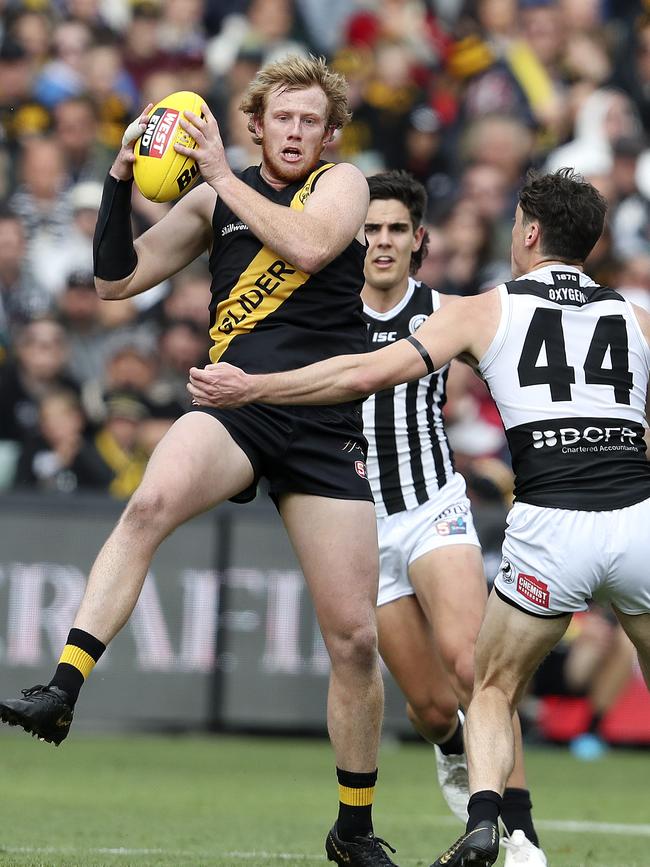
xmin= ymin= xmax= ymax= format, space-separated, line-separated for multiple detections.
xmin=93 ymin=389 xmax=150 ymax=499
xmin=13 ymin=388 xmax=114 ymax=494
xmin=81 ymin=330 xmax=180 ymax=428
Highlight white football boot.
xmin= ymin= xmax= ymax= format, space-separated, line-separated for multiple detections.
xmin=433 ymin=711 xmax=469 ymax=823
xmin=502 ymin=829 xmax=548 ymax=866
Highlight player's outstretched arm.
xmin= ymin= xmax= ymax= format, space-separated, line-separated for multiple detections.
xmin=93 ymin=107 xmax=215 ymax=301
xmin=176 ymin=103 xmax=368 ymax=274
xmin=188 ymin=341 xmax=428 ymax=408
xmin=187 ymin=293 xmax=498 ymax=407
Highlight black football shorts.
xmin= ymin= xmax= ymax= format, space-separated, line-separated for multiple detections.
xmin=193 ymin=402 xmax=374 ymax=505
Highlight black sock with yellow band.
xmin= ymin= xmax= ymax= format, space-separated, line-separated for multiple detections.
xmin=49 ymin=628 xmax=106 ymax=705
xmin=336 ymin=767 xmax=377 ymax=841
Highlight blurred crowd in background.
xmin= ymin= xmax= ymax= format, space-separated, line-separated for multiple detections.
xmin=1 ymin=0 xmax=650 ymax=502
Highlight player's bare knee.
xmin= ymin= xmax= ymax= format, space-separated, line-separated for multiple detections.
xmin=120 ymin=489 xmax=171 ymax=540
xmin=406 ymin=699 xmax=457 ymax=742
xmin=327 ymin=623 xmax=378 ymax=674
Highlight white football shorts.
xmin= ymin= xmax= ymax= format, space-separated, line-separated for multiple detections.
xmin=376 ymin=473 xmax=481 ymax=607
xmin=494 ymin=497 xmax=650 ymax=617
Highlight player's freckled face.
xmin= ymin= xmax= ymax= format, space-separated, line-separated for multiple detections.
xmin=256 ymin=85 xmax=331 ymax=185
xmin=364 ymin=199 xmax=419 ymax=292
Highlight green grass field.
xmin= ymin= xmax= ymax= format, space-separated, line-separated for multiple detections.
xmin=0 ymin=731 xmax=648 ymax=867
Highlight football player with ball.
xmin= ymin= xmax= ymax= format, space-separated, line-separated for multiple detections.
xmin=0 ymin=56 xmax=400 ymax=867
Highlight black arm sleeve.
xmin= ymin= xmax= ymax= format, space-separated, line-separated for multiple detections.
xmin=93 ymin=174 xmax=138 ymax=281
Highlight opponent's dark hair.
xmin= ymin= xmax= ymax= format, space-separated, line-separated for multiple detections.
xmin=518 ymin=168 xmax=607 ymax=263
xmin=367 ymin=170 xmax=430 ymax=274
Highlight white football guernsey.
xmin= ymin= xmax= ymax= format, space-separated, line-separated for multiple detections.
xmin=479 ymin=265 xmax=650 ymax=510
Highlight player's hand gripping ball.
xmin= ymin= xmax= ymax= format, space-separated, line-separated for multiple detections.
xmin=133 ymin=91 xmax=204 ymax=203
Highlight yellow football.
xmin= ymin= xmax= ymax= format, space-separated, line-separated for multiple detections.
xmin=133 ymin=91 xmax=204 ymax=203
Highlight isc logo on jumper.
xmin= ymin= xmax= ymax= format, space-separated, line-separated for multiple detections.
xmin=139 ymin=108 xmax=179 ymax=158
xmin=371 ymin=331 xmax=397 ymax=343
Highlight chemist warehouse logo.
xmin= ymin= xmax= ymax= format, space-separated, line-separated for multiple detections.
xmin=531 ymin=424 xmax=638 ymax=454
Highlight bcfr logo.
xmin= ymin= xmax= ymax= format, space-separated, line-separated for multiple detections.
xmin=532 ymin=425 xmax=637 ymax=449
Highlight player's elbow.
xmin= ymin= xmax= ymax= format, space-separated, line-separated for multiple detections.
xmin=348 ymin=359 xmax=383 ymax=398
xmin=95 ymin=276 xmax=136 ymax=301
xmin=95 ymin=278 xmax=122 ymax=300
xmin=293 ymin=243 xmax=331 ymax=274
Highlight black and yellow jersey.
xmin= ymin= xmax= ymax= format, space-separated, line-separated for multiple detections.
xmin=207 ymin=161 xmax=368 ymax=373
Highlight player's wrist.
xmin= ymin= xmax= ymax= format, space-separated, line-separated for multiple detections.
xmin=207 ymin=166 xmax=237 ymax=195
xmin=247 ymin=373 xmax=269 ymax=404
xmin=109 ymin=158 xmax=134 ymax=182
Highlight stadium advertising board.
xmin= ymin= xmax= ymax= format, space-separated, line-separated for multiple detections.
xmin=0 ymin=494 xmax=412 ymax=733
